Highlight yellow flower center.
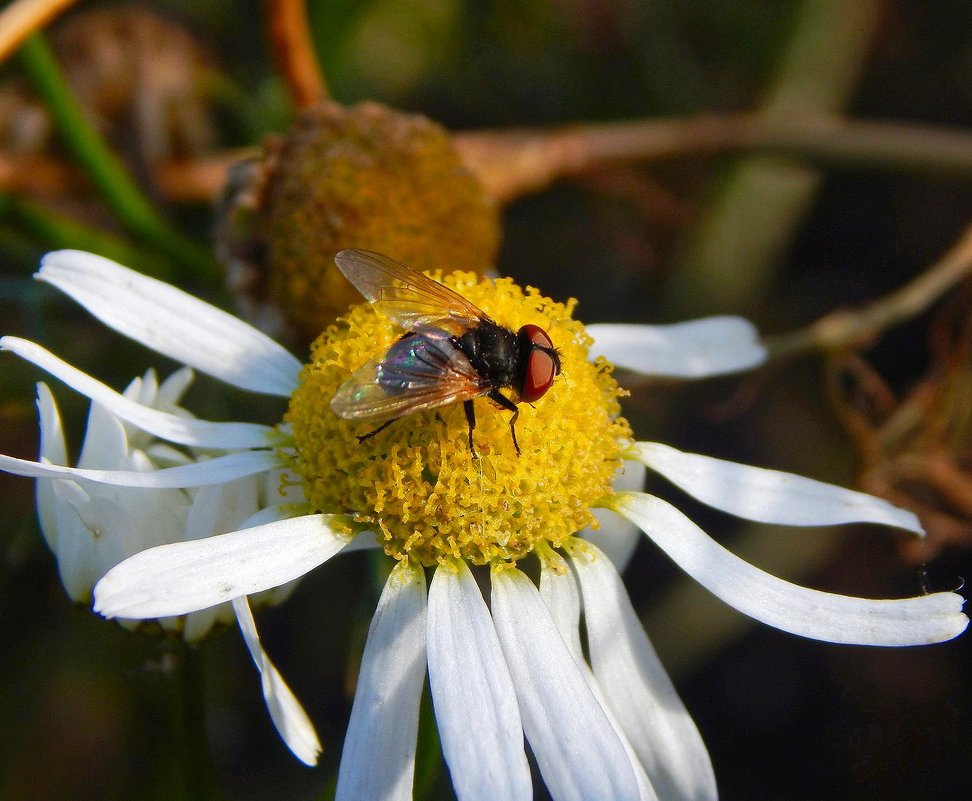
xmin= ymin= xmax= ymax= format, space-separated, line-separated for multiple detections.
xmin=285 ymin=272 xmax=630 ymax=567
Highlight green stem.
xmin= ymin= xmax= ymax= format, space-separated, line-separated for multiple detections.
xmin=664 ymin=0 xmax=883 ymax=317
xmin=171 ymin=644 xmax=223 ymax=801
xmin=17 ymin=33 xmax=216 ymax=280
xmin=413 ymin=681 xmax=443 ymax=801
xmin=0 ymin=192 xmax=168 ymax=272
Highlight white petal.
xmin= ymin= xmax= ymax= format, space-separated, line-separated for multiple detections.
xmin=336 ymin=561 xmax=427 ymax=801
xmin=538 ymin=555 xmax=586 ymax=662
xmin=91 ymin=453 xmax=192 ymax=550
xmin=157 ymin=366 xmax=194 ymax=405
xmin=182 ymin=606 xmax=223 ymax=643
xmin=491 ymin=566 xmax=640 ymax=801
xmin=341 ymin=530 xmax=381 ymax=553
xmin=572 ymin=543 xmax=717 ymax=801
xmin=184 ymin=478 xmax=260 ymax=541
xmin=37 ymin=250 xmax=302 ymax=396
xmin=630 ymin=441 xmax=924 ymax=533
xmin=587 ymin=317 xmax=766 ymax=378
xmin=49 ymin=482 xmax=121 ymax=600
xmin=583 ymin=460 xmax=646 ymax=572
xmin=0 ymin=450 xmax=279 ymax=488
xmin=537 ymin=558 xmax=658 ymax=801
xmin=177 ymin=479 xmax=265 ymax=640
xmin=51 ymin=479 xmax=170 ymax=601
xmin=2 ymin=337 xmax=275 ymax=449
xmin=232 ymin=502 xmax=378 ymax=555
xmin=94 ymin=513 xmax=353 ymax=618
xmin=130 ymin=370 xmax=156 ymax=404
xmin=145 ymin=443 xmax=193 ymax=467
xmin=238 ymin=502 xmax=311 ymax=529
xmin=426 ymin=562 xmax=531 ymax=801
xmin=77 ymin=395 xmax=130 ymax=470
xmin=233 ymin=596 xmax=321 ymax=766
xmin=612 ymin=492 xmax=969 ymax=645
xmin=35 ymin=382 xmax=66 ymax=549
xmin=35 ymin=382 xmax=67 ymax=465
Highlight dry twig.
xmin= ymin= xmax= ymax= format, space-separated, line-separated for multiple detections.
xmin=767 ymin=224 xmax=972 ymax=360
xmin=262 ymin=0 xmax=327 ymax=109
xmin=0 ymin=0 xmax=77 ymax=62
xmin=454 ymin=114 xmax=972 ymax=203
xmin=5 ymin=113 xmax=972 ymax=206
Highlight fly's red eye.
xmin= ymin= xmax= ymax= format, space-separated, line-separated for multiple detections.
xmin=521 ymin=324 xmax=553 ymax=350
xmin=520 ymin=349 xmax=557 ymax=402
xmin=517 ymin=324 xmax=559 ymax=403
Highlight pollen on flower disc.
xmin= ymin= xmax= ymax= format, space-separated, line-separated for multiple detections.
xmin=285 ymin=273 xmax=632 ymax=567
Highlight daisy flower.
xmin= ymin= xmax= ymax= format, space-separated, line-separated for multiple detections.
xmin=1 ymin=250 xmax=966 ymax=801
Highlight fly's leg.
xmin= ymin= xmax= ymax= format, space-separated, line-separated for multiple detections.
xmin=358 ymin=397 xmax=521 ymax=456
xmin=507 ymin=409 xmax=521 ymax=456
xmin=356 ymin=418 xmax=399 ymax=444
xmin=463 ymin=400 xmax=478 ymax=457
xmin=486 ymin=391 xmax=521 ymax=456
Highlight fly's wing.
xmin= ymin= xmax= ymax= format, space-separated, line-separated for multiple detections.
xmin=331 ymin=329 xmax=490 ymax=420
xmin=334 ymin=248 xmax=491 ymax=335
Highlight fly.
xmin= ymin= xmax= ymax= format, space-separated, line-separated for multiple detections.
xmin=330 ymin=249 xmax=561 ymax=456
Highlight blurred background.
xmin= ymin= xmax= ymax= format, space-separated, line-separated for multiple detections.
xmin=1 ymin=1 xmax=971 ymax=799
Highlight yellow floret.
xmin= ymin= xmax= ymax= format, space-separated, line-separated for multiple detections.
xmin=285 ymin=272 xmax=631 ymax=567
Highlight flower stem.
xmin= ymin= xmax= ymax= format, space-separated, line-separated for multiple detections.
xmin=17 ymin=32 xmax=216 ymax=281
xmin=664 ymin=0 xmax=883 ymax=317
xmin=170 ymin=643 xmax=224 ymax=801
xmin=413 ymin=682 xmax=443 ymax=801
xmin=0 ymin=192 xmax=168 ymax=272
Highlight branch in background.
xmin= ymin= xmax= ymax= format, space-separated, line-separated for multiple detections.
xmin=48 ymin=113 xmax=972 ymax=205
xmin=453 ymin=114 xmax=972 ymax=203
xmin=0 ymin=0 xmax=77 ymax=63
xmin=767 ymin=223 xmax=972 ymax=360
xmin=156 ymin=114 xmax=972 ymax=198
xmin=263 ymin=0 xmax=328 ymax=109
xmin=5 ymin=113 xmax=972 ymax=206
xmin=823 ymin=296 xmax=972 ymax=562
xmin=155 ymin=149 xmax=257 ymax=203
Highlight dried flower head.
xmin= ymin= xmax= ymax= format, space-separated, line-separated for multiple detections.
xmin=218 ymin=100 xmax=501 ymax=341
xmin=829 ymin=298 xmax=972 ymax=561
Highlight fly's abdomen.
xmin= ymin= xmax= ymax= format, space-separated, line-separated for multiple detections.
xmin=377 ymin=332 xmax=453 ymax=392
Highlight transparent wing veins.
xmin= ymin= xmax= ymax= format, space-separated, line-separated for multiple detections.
xmin=334 ymin=248 xmax=490 ymax=334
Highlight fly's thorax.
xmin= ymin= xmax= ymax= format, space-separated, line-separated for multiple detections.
xmin=454 ymin=322 xmax=519 ymax=389
xmin=284 ymin=271 xmax=631 ymax=567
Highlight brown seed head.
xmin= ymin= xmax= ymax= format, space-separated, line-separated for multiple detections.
xmin=217 ymin=101 xmax=500 ymax=342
